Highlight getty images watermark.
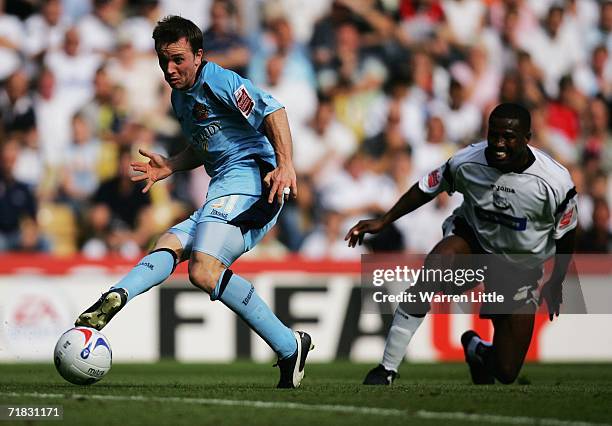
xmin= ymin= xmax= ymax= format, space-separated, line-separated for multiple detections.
xmin=371 ymin=264 xmax=503 ymax=305
xmin=360 ymin=254 xmax=603 ymax=315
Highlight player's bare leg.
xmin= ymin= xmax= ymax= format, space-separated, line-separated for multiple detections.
xmin=365 ymin=234 xmax=473 ymax=385
xmin=489 ymin=309 xmax=536 ymax=383
xmin=462 ymin=306 xmax=536 ymax=384
xmin=189 ymin=250 xmax=313 ymax=388
xmin=75 ymin=233 xmax=183 ymax=330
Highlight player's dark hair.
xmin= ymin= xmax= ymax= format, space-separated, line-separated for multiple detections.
xmin=152 ymin=15 xmax=203 ymax=55
xmin=489 ymin=103 xmax=531 ymax=133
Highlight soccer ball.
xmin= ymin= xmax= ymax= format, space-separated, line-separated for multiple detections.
xmin=54 ymin=327 xmax=112 ymax=385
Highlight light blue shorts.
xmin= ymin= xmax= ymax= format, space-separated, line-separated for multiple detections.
xmin=168 ymin=194 xmax=282 ymax=266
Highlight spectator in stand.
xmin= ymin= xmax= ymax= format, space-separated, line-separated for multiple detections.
xmin=563 ymin=0 xmax=599 ymax=36
xmin=106 ymin=34 xmax=165 ymax=121
xmin=450 ymin=43 xmax=501 ymax=111
xmin=585 ymin=0 xmax=612 ymax=54
xmin=12 ymin=127 xmax=44 ymax=191
xmin=309 ymin=1 xmax=355 ymax=72
xmin=262 ymin=53 xmax=317 ymax=133
xmin=265 ymin=0 xmax=329 ymax=45
xmin=317 ymin=20 xmax=387 ymax=95
xmin=488 ymin=0 xmax=538 ymax=36
xmin=250 ymin=15 xmax=315 ymax=88
xmin=44 ymin=27 xmax=103 ymax=114
xmin=82 ymin=146 xmax=154 ymax=258
xmin=33 ymin=67 xmax=74 ymax=168
xmin=57 ymin=113 xmax=102 ymax=215
xmin=574 ymin=45 xmax=612 ymax=100
xmin=118 ymin=0 xmax=161 ymax=54
xmin=0 ymin=70 xmax=35 ymax=134
xmin=23 ymin=0 xmax=69 ymax=61
xmin=395 ymin=0 xmax=445 ymax=50
xmin=568 ymin=164 xmax=593 ymax=231
xmin=0 ymin=0 xmax=24 ymax=81
xmin=79 ymin=66 xmax=124 ymax=141
xmin=515 ymin=50 xmax=546 ymax=107
xmin=331 ymin=0 xmax=396 ymax=52
xmin=582 ymin=97 xmax=612 ymax=163
xmin=518 ymin=4 xmax=584 ymax=98
xmin=0 ymin=138 xmax=47 ymax=251
xmin=411 ymin=115 xmax=456 ymax=180
xmin=576 ymin=198 xmax=612 ymax=253
xmin=292 ymin=94 xmax=356 ymax=183
xmin=411 ymin=49 xmax=449 ymax=102
xmin=546 ymin=75 xmax=586 ymax=163
xmin=317 ymin=20 xmax=388 ymax=139
xmin=301 ymin=209 xmax=366 ymax=260
xmin=76 ymin=0 xmax=121 ymax=56
xmin=363 ymin=96 xmax=408 ymax=164
xmin=203 ymin=0 xmax=250 ymax=77
xmin=430 ymin=79 xmax=481 ymax=145
xmin=483 ymin=5 xmax=524 ymax=72
xmin=318 ymin=152 xmax=396 ymax=236
xmin=497 ymin=70 xmax=524 ymax=105
xmin=439 ymin=0 xmax=486 ymax=52
xmin=364 ymin=74 xmax=427 ymax=150
xmin=91 ymin=147 xmax=151 ymax=232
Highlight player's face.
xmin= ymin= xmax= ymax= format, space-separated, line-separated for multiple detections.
xmin=156 ymin=37 xmax=203 ymax=90
xmin=486 ymin=117 xmax=530 ymax=169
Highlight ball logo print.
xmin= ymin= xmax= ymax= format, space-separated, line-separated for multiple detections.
xmin=80 ymin=345 xmax=91 ymax=359
xmin=54 ymin=327 xmax=112 ymax=385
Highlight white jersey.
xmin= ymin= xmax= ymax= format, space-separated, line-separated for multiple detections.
xmin=419 ymin=142 xmax=577 ymax=266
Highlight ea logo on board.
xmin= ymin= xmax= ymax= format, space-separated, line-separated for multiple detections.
xmin=2 ymin=283 xmax=73 ymax=360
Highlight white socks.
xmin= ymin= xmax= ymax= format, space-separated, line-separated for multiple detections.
xmin=381 ymin=308 xmax=424 ymax=372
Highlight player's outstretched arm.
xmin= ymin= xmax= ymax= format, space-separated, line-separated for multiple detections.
xmin=131 ymin=146 xmax=202 ymax=193
xmin=539 ymin=229 xmax=576 ymax=321
xmin=262 ymin=108 xmax=297 ymax=204
xmin=345 ymin=183 xmax=434 ymax=247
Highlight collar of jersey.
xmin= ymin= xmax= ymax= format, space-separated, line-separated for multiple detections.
xmin=185 ymin=61 xmax=208 ymax=96
xmin=485 ymin=145 xmax=536 ymax=174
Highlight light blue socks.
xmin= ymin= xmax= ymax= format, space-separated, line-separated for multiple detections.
xmin=110 ymin=251 xmax=297 ymax=359
xmin=112 ymin=249 xmax=177 ymax=302
xmin=211 ymin=270 xmax=297 ymax=359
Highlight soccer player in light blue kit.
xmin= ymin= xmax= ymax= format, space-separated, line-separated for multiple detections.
xmin=75 ymin=16 xmax=313 ymax=388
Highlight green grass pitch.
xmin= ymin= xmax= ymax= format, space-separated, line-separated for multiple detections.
xmin=1 ymin=362 xmax=611 ymax=425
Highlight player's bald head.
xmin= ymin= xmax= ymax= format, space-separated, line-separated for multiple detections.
xmin=489 ymin=103 xmax=531 ymax=134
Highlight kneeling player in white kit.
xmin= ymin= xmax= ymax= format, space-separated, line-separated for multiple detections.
xmin=346 ymin=103 xmax=577 ymax=385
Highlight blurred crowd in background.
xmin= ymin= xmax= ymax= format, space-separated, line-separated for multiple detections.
xmin=0 ymin=0 xmax=611 ymax=259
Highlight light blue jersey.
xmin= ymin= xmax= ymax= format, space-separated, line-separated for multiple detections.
xmin=171 ymin=61 xmax=283 ymax=201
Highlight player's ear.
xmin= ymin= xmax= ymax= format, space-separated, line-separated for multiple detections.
xmin=525 ymin=131 xmax=532 ymax=142
xmin=195 ymin=48 xmax=204 ymax=67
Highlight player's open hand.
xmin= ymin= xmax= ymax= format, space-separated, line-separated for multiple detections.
xmin=345 ymin=218 xmax=385 ymax=248
xmin=130 ymin=148 xmax=173 ymax=193
xmin=263 ymin=164 xmax=297 ymax=204
xmin=539 ymin=280 xmax=563 ymax=321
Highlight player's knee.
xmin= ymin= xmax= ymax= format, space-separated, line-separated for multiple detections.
xmin=187 ymin=263 xmax=220 ymax=294
xmin=494 ymin=363 xmax=520 ymax=384
xmin=153 ymin=233 xmax=184 ymax=261
xmin=424 ymin=247 xmax=456 ymax=271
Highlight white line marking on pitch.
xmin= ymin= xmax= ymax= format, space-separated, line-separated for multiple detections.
xmin=0 ymin=392 xmax=609 ymax=426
